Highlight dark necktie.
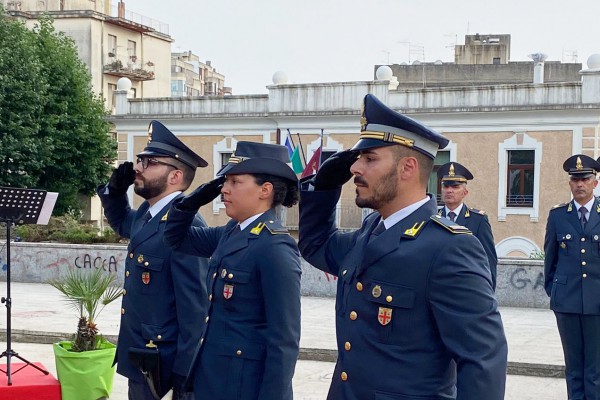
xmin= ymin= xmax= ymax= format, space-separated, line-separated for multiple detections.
xmin=142 ymin=211 xmax=152 ymax=225
xmin=580 ymin=207 xmax=588 ymax=229
xmin=369 ymin=221 xmax=386 ymax=242
xmin=448 ymin=211 xmax=457 ymax=222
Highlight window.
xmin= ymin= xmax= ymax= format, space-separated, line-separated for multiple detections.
xmin=107 ymin=83 xmax=117 ymax=112
xmin=212 ymin=137 xmax=237 ymax=214
xmin=428 ymin=151 xmax=450 ymax=205
xmin=506 ymin=150 xmax=534 ymax=207
xmin=127 ymin=40 xmax=136 ymax=63
xmin=107 ymin=35 xmax=117 ymax=58
xmin=497 ymin=132 xmax=542 ymax=222
xmin=320 ymin=150 xmax=336 ymax=164
xmin=493 ymin=57 xmax=501 ymax=65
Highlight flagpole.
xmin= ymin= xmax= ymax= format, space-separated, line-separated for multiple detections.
xmin=286 ymin=129 xmax=296 ymax=148
xmin=295 ymin=132 xmax=307 ymax=165
xmin=319 ymin=129 xmax=324 ymax=167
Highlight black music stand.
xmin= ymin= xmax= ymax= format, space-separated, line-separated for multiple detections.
xmin=0 ymin=187 xmax=53 ymax=385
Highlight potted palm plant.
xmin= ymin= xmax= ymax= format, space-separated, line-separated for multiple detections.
xmin=49 ymin=268 xmax=123 ymax=400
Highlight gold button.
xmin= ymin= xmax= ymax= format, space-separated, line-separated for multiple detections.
xmin=581 ymin=249 xmax=586 ymax=253
xmin=386 ymin=295 xmax=393 ymax=303
xmin=129 ymin=253 xmax=133 ymax=259
xmin=221 ymin=269 xmax=227 ymax=278
xmin=349 ymin=311 xmax=357 ymax=320
xmin=205 ymin=316 xmax=209 ymax=323
xmin=228 ymin=273 xmax=234 ymax=279
xmin=125 ymin=271 xmax=130 ymax=277
xmin=356 ymin=282 xmax=363 ymax=291
xmin=121 ymin=308 xmax=125 ymax=315
xmin=208 ymin=294 xmax=213 ymax=301
xmin=344 ymin=342 xmax=351 ymax=351
xmin=581 ymin=238 xmax=586 ymax=242
xmin=341 ymin=372 xmax=348 ymax=381
xmin=157 ymin=335 xmax=162 ymax=340
xmin=582 ymin=261 xmax=587 ymax=266
xmin=583 ymin=273 xmax=588 ymax=278
xmin=212 ymin=272 xmax=217 ymax=279
xmin=342 ymin=270 xmax=347 ymax=275
xmin=236 ymin=350 xmax=242 ymax=356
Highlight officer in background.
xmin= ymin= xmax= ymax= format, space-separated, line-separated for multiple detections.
xmin=299 ymin=94 xmax=507 ymax=400
xmin=97 ymin=120 xmax=209 ymax=400
xmin=437 ymin=162 xmax=498 ymax=289
xmin=544 ymin=154 xmax=600 ymax=400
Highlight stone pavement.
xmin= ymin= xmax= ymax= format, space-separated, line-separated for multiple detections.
xmin=0 ymin=282 xmax=568 ymax=399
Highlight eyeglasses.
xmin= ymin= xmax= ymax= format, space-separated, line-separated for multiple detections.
xmin=136 ymin=157 xmax=179 ymax=170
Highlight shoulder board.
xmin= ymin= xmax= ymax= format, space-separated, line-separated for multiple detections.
xmin=551 ymin=202 xmax=569 ymax=210
xmin=430 ymin=215 xmax=472 ymax=234
xmin=251 ymin=220 xmax=289 ymax=235
xmin=468 ymin=207 xmax=486 ymax=215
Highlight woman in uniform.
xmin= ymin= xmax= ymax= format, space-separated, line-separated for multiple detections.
xmin=163 ymin=141 xmax=301 ymax=400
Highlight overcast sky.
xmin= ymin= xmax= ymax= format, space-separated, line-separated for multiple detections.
xmin=123 ymin=0 xmax=600 ymax=95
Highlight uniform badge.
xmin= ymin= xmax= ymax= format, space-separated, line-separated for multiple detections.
xmin=372 ymin=285 xmax=382 ymax=298
xmin=137 ymin=254 xmax=144 ymax=263
xmin=378 ymin=307 xmax=392 ymax=326
xmin=404 ymin=221 xmax=424 ymax=237
xmin=142 ymin=272 xmax=150 ymax=285
xmin=560 ymin=242 xmax=566 ymax=249
xmin=567 ymin=203 xmax=573 ymax=212
xmin=223 ymin=284 xmax=234 ymax=300
xmin=465 ymin=209 xmax=470 ymax=218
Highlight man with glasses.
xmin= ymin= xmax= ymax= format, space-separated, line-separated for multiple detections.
xmin=544 ymin=154 xmax=600 ymax=400
xmin=97 ymin=120 xmax=209 ymax=400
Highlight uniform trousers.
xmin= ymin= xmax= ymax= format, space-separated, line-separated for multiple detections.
xmin=555 ymin=312 xmax=600 ymax=400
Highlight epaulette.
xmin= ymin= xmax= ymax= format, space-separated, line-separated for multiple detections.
xmin=430 ymin=214 xmax=472 ymax=234
xmin=551 ymin=202 xmax=569 ymax=210
xmin=468 ymin=207 xmax=486 ymax=216
xmin=250 ymin=220 xmax=289 ymax=235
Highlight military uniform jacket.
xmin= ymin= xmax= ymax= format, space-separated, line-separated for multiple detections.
xmin=438 ymin=204 xmax=498 ymax=288
xmin=97 ymin=188 xmax=209 ymax=392
xmin=164 ymin=205 xmax=301 ymax=400
xmin=544 ymin=199 xmax=600 ymax=314
xmin=299 ymin=188 xmax=507 ymax=400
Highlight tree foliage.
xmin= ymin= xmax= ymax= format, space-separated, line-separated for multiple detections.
xmin=0 ymin=10 xmax=116 ymax=214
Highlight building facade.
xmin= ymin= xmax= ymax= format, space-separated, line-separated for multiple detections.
xmin=107 ymin=58 xmax=600 ymax=257
xmin=171 ymin=51 xmax=231 ymax=97
xmin=4 ymin=0 xmax=173 ymax=111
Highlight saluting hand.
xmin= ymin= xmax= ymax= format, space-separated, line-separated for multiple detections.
xmin=107 ymin=161 xmax=135 ymax=197
xmin=177 ymin=176 xmax=226 ymax=211
xmin=313 ymin=149 xmax=359 ymax=191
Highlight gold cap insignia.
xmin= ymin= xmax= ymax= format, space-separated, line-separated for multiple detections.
xmin=147 ymin=123 xmax=153 ymax=144
xmin=360 ymin=99 xmax=367 ymax=131
xmin=576 ymin=156 xmax=583 ymax=170
xmin=449 ymin=163 xmax=455 ymax=176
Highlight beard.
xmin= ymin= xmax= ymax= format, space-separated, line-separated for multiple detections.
xmin=355 ymin=165 xmax=398 ymax=209
xmin=134 ymin=172 xmax=169 ymax=200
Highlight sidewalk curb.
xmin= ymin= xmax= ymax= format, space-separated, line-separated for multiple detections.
xmin=0 ymin=330 xmax=564 ymax=379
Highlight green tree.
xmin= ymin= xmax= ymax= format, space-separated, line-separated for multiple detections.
xmin=0 ymin=10 xmax=116 ymax=214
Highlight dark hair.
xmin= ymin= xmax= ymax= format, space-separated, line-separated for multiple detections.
xmin=391 ymin=145 xmax=433 ymax=186
xmin=253 ymin=174 xmax=299 ymax=208
xmin=170 ymin=158 xmax=196 ymax=189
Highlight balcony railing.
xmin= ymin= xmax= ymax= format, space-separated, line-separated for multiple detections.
xmin=103 ymin=57 xmax=155 ymax=81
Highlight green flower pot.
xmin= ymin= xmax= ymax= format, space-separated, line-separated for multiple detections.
xmin=53 ymin=339 xmax=117 ymax=400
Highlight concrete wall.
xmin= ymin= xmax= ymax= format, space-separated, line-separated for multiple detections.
xmin=0 ymin=242 xmax=549 ymax=308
